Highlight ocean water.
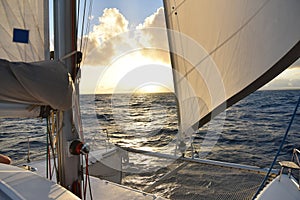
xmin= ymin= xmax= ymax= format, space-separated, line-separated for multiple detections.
xmin=0 ymin=90 xmax=300 ymax=199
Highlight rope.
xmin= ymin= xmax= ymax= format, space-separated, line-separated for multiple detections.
xmin=59 ymin=50 xmax=78 ymax=61
xmin=82 ymin=0 xmax=93 ymax=64
xmin=87 ymin=155 xmax=93 ymax=200
xmin=47 ymin=111 xmax=59 ymax=181
xmin=46 ymin=117 xmax=51 ymax=179
xmin=252 ymin=94 xmax=300 ymax=199
xmin=79 ymin=0 xmax=87 ymax=51
xmin=84 ymin=154 xmax=88 ymax=199
xmin=76 ymin=0 xmax=80 ymax=40
xmin=83 ymin=154 xmax=93 ymax=200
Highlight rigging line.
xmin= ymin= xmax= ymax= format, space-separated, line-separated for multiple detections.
xmin=81 ymin=153 xmax=93 ymax=200
xmin=47 ymin=116 xmax=54 ymax=179
xmin=252 ymin=94 xmax=300 ymax=200
xmin=87 ymin=166 xmax=93 ymax=200
xmin=76 ymin=0 xmax=80 ymax=41
xmin=79 ymin=0 xmax=87 ymax=51
xmin=59 ymin=50 xmax=78 ymax=61
xmin=48 ymin=117 xmax=55 ymax=179
xmin=82 ymin=0 xmax=93 ymax=64
xmin=177 ymin=0 xmax=271 ymax=83
xmin=46 ymin=117 xmax=49 ymax=179
xmin=46 ymin=116 xmax=55 ymax=180
xmin=49 ymin=111 xmax=58 ymax=180
xmin=84 ymin=154 xmax=89 ymax=200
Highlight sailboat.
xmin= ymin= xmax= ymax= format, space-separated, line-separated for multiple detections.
xmin=0 ymin=1 xmax=161 ymax=199
xmin=0 ymin=0 xmax=299 ymax=199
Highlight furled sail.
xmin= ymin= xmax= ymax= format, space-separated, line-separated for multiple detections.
xmin=163 ymin=0 xmax=300 ymax=135
xmin=0 ymin=59 xmax=73 ymax=110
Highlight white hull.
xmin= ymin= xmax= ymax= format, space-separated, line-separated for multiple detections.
xmin=0 ymin=163 xmax=164 ymax=200
xmin=21 ymin=147 xmax=123 ymax=184
xmin=256 ymin=174 xmax=300 ymax=200
xmin=0 ymin=163 xmax=80 ymax=200
xmin=0 ymin=147 xmax=165 ymax=200
xmin=2 ymin=162 xmax=299 ymax=200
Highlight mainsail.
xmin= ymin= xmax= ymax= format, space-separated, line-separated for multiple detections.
xmin=163 ymin=0 xmax=300 ymax=135
xmin=0 ymin=0 xmax=73 ymax=117
xmin=0 ymin=0 xmax=48 ymax=62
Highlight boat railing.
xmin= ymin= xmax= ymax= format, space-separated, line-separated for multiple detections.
xmin=88 ymin=128 xmax=114 ymax=152
xmin=278 ymin=148 xmax=300 ymax=189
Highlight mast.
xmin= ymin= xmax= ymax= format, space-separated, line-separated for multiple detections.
xmin=54 ymin=0 xmax=82 ymax=195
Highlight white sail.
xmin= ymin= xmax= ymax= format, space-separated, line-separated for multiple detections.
xmin=0 ymin=0 xmax=49 ymax=62
xmin=163 ymin=0 xmax=300 ymax=133
xmin=0 ymin=1 xmax=74 ymax=118
xmin=0 ymin=59 xmax=73 ymax=111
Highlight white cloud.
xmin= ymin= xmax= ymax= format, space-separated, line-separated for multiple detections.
xmin=83 ymin=7 xmax=169 ymax=66
xmin=137 ymin=7 xmax=165 ymax=29
xmin=82 ymin=35 xmax=115 ymax=66
xmin=136 ymin=7 xmax=170 ymax=63
xmin=92 ymin=8 xmax=129 ymax=42
xmin=262 ymin=67 xmax=300 ymax=90
xmin=291 ymin=58 xmax=300 ymax=68
xmin=83 ymin=8 xmax=129 ymax=66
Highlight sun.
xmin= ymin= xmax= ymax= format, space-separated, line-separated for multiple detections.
xmin=138 ymin=85 xmax=161 ymax=93
xmin=135 ymin=83 xmax=171 ymax=94
xmin=92 ymin=50 xmax=174 ymax=94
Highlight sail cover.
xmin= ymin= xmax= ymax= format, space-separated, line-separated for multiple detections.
xmin=0 ymin=59 xmax=73 ymax=111
xmin=163 ymin=0 xmax=300 ymax=134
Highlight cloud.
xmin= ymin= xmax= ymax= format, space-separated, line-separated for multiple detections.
xmin=92 ymin=8 xmax=129 ymax=42
xmin=83 ymin=7 xmax=170 ymax=66
xmin=83 ymin=8 xmax=129 ymax=66
xmin=290 ymin=58 xmax=300 ymax=68
xmin=262 ymin=79 xmax=300 ymax=90
xmin=262 ymin=67 xmax=300 ymax=90
xmin=82 ymin=35 xmax=115 ymax=66
xmin=137 ymin=7 xmax=166 ymax=29
xmin=136 ymin=7 xmax=170 ymax=63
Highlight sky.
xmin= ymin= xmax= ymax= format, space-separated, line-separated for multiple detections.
xmin=74 ymin=0 xmax=300 ymax=94
xmin=79 ymin=0 xmax=172 ymax=94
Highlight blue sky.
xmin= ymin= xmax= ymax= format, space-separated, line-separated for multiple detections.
xmin=89 ymin=0 xmax=163 ymax=27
